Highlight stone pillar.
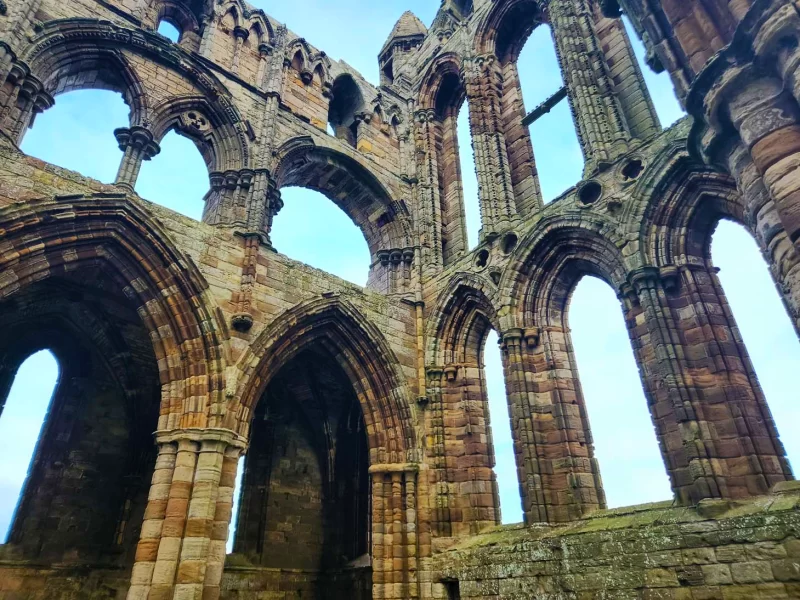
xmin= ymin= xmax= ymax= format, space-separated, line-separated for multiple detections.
xmin=369 ymin=464 xmax=419 ymax=600
xmin=255 ymin=43 xmax=272 ymax=89
xmin=500 ymin=327 xmax=604 ymax=524
xmin=231 ymin=26 xmax=248 ymax=74
xmin=464 ymin=53 xmax=518 ymax=238
xmin=426 ymin=363 xmax=499 ymax=536
xmin=414 ymin=108 xmax=444 ymax=273
xmin=114 ymin=127 xmax=161 ymax=190
xmin=547 ymin=0 xmax=630 ymax=172
xmin=127 ymin=429 xmax=245 ymax=600
xmin=625 ymin=266 xmax=791 ymax=505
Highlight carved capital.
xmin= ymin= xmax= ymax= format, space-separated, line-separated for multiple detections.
xmin=443 ymin=365 xmax=459 ymax=382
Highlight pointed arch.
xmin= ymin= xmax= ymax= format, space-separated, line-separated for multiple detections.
xmin=271 ymin=136 xmax=411 ymax=257
xmin=427 ymin=273 xmax=501 ymax=366
xmin=502 ymin=217 xmax=629 ymax=324
xmin=231 ymin=297 xmax=415 ymax=464
xmin=149 ymin=95 xmax=248 ymax=172
xmin=0 ymin=193 xmax=229 ymax=431
xmin=474 ymin=0 xmax=543 ymax=63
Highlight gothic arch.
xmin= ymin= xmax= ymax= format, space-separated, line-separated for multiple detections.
xmin=0 ymin=193 xmax=228 ymax=431
xmin=418 ymin=53 xmax=464 ymax=117
xmin=21 ymin=19 xmax=249 ymax=152
xmin=21 ymin=25 xmax=150 ymax=127
xmin=474 ymin=0 xmax=543 ymax=62
xmin=149 ymin=95 xmax=248 ymax=172
xmin=427 ymin=273 xmax=501 ymax=366
xmin=502 ymin=217 xmax=629 ymax=325
xmin=230 ymin=297 xmax=416 ymax=464
xmin=272 ymin=137 xmax=411 ymax=257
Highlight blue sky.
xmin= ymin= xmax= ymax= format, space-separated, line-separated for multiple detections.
xmin=1 ymin=2 xmax=798 ymax=541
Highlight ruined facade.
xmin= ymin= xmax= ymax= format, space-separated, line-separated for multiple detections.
xmin=0 ymin=0 xmax=799 ymax=598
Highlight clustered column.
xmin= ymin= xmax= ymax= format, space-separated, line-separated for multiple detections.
xmin=500 ymin=326 xmax=604 ymax=524
xmin=370 ymin=464 xmax=419 ymax=600
xmin=414 ymin=108 xmax=445 ymax=273
xmin=0 ymin=59 xmax=53 ymax=145
xmin=127 ymin=430 xmax=244 ymax=600
xmin=114 ymin=126 xmax=161 ymax=191
xmin=547 ymin=0 xmax=630 ymax=171
xmin=463 ymin=54 xmax=518 ymax=238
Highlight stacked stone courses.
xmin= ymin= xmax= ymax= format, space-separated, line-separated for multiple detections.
xmin=0 ymin=0 xmax=799 ymax=598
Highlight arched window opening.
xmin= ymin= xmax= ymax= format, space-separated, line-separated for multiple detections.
xmin=431 ymin=69 xmax=470 ymax=263
xmin=157 ymin=19 xmax=181 ymax=42
xmin=20 ymin=89 xmax=128 ymax=184
xmin=517 ymin=25 xmax=582 ymax=202
xmin=0 ymin=350 xmax=59 ymax=542
xmin=457 ymin=104 xmax=480 ymax=249
xmin=622 ymin=17 xmax=684 ymax=127
xmin=569 ymin=276 xmax=672 ymax=508
xmin=328 ymin=75 xmax=364 ymax=148
xmin=271 ymin=187 xmax=371 ymax=286
xmin=230 ymin=348 xmax=370 ymax=596
xmin=483 ymin=330 xmax=523 ymax=523
xmin=711 ymin=221 xmax=800 ymax=470
xmin=136 ymin=130 xmax=208 ymax=220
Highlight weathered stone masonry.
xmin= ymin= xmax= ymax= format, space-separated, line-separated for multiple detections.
xmin=0 ymin=0 xmax=799 ymax=598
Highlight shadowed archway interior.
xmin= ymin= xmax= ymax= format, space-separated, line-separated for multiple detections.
xmin=231 ymin=347 xmax=371 ymax=599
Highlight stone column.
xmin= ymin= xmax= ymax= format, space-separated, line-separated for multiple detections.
xmin=114 ymin=126 xmax=161 ymax=190
xmin=255 ymin=43 xmax=272 ymax=90
xmin=463 ymin=53 xmax=518 ymax=238
xmin=369 ymin=464 xmax=419 ymax=600
xmin=547 ymin=0 xmax=630 ymax=172
xmin=625 ymin=266 xmax=791 ymax=505
xmin=500 ymin=326 xmax=604 ymax=524
xmin=414 ymin=108 xmax=444 ymax=274
xmin=231 ymin=26 xmax=248 ymax=74
xmin=127 ymin=429 xmax=245 ymax=600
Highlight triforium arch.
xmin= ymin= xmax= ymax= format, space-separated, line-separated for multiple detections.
xmin=500 ymin=219 xmax=628 ymax=524
xmin=4 ymin=19 xmax=253 ymax=210
xmin=230 ymin=296 xmax=419 ymax=599
xmin=271 ymin=137 xmax=412 ymax=285
xmin=425 ymin=274 xmax=504 ymax=536
xmin=416 ymin=53 xmax=470 ymax=266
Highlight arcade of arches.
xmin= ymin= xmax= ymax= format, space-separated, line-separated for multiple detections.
xmin=1 ymin=0 xmax=800 ymax=599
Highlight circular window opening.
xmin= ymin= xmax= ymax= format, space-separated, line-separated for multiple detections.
xmin=578 ymin=181 xmax=602 ymax=205
xmin=501 ymin=232 xmax=518 ymax=255
xmin=621 ymin=159 xmax=644 ymax=181
xmin=475 ymin=249 xmax=489 ymax=268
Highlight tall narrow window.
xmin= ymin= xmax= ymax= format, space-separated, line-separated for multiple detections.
xmin=227 ymin=458 xmax=245 ymax=553
xmin=137 ymin=131 xmax=208 ymax=220
xmin=457 ymin=106 xmax=480 ymax=249
xmin=0 ymin=350 xmax=59 ymax=541
xmin=711 ymin=221 xmax=800 ymax=470
xmin=517 ymin=25 xmax=582 ymax=202
xmin=20 ymin=90 xmax=128 ymax=183
xmin=570 ymin=277 xmax=672 ymax=507
xmin=483 ymin=330 xmax=522 ymax=523
xmin=271 ymin=187 xmax=371 ymax=286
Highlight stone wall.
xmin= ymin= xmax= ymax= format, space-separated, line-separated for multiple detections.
xmin=435 ymin=485 xmax=800 ymax=599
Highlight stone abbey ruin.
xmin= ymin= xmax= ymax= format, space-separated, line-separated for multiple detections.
xmin=1 ymin=0 xmax=800 ymax=597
